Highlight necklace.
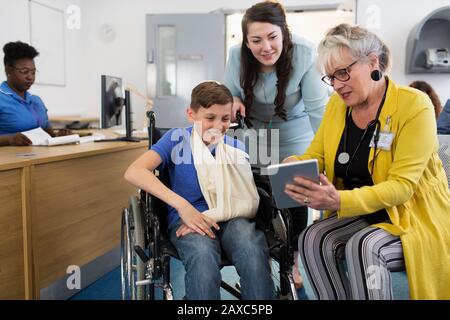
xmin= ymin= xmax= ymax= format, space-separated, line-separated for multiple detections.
xmin=337 ymin=79 xmax=388 ymax=179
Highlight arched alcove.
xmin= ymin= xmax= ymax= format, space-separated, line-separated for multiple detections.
xmin=406 ymin=6 xmax=450 ymax=73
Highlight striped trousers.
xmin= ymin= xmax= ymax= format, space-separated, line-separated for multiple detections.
xmin=299 ymin=213 xmax=405 ymax=300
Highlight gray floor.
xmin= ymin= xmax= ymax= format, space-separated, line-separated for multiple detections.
xmin=168 ymin=258 xmax=312 ymax=300
xmin=70 ymin=209 xmax=409 ymax=300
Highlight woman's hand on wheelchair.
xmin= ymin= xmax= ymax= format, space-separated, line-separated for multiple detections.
xmin=178 ymin=203 xmax=220 ymax=239
xmin=231 ymin=96 xmax=246 ymax=122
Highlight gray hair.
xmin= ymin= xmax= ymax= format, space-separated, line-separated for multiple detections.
xmin=317 ymin=23 xmax=392 ymax=75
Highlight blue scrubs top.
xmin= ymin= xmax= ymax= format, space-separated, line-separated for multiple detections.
xmin=0 ymin=81 xmax=49 ymax=135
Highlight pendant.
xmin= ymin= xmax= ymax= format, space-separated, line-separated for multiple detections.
xmin=338 ymin=152 xmax=350 ymax=164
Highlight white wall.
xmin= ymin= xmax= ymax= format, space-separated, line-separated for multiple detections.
xmin=5 ymin=0 xmax=448 ymax=127
xmin=357 ymin=0 xmax=450 ymax=106
xmin=0 ymin=0 xmax=83 ymax=117
xmin=79 ymin=0 xmax=347 ymax=129
xmin=0 ymin=1 xmax=29 ymax=48
xmin=0 ymin=0 xmax=347 ymax=127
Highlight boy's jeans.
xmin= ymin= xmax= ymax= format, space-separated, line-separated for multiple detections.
xmin=169 ymin=217 xmax=275 ymax=300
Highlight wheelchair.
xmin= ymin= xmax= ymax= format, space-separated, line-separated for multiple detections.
xmin=120 ymin=111 xmax=299 ymax=300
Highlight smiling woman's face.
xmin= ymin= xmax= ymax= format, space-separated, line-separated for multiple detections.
xmin=245 ymin=22 xmax=283 ymax=72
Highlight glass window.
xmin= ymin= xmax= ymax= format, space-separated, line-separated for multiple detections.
xmin=158 ymin=26 xmax=176 ymax=96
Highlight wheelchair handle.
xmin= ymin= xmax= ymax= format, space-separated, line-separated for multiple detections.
xmin=230 ymin=111 xmax=245 ymax=130
xmin=236 ymin=111 xmax=245 ymax=129
xmin=146 ymin=110 xmax=156 ymax=148
xmin=146 ymin=110 xmax=156 ymax=121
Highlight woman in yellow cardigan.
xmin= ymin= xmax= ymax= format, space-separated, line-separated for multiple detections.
xmin=284 ymin=24 xmax=450 ymax=300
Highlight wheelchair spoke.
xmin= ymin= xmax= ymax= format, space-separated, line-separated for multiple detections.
xmin=121 ymin=208 xmax=134 ymax=300
xmin=120 ymin=211 xmax=127 ymax=300
xmin=120 ymin=196 xmax=152 ymax=300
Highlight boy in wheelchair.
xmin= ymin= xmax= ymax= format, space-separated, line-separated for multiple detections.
xmin=124 ymin=81 xmax=275 ymax=300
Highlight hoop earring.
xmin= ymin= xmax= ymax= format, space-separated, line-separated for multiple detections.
xmin=371 ymin=70 xmax=382 ymax=81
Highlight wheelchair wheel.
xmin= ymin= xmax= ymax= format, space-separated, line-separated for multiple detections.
xmin=271 ymin=211 xmax=288 ymax=243
xmin=120 ymin=196 xmax=147 ymax=300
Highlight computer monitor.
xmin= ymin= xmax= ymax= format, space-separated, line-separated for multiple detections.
xmin=101 ymin=75 xmax=124 ymax=129
xmin=98 ymin=75 xmax=140 ymax=142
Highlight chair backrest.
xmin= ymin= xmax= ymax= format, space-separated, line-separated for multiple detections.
xmin=146 ymin=117 xmax=172 ymax=238
xmin=437 ymin=135 xmax=450 ymax=188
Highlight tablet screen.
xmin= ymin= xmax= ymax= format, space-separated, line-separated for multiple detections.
xmin=267 ymin=159 xmax=319 ymax=209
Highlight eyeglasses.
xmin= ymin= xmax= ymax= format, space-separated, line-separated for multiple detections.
xmin=321 ymin=60 xmax=359 ymax=86
xmin=12 ymin=66 xmax=38 ymax=76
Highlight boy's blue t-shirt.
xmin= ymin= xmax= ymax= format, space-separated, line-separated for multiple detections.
xmin=151 ymin=126 xmax=246 ymax=227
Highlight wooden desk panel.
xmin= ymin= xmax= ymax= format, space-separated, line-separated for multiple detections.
xmin=0 ymin=138 xmax=148 ymax=299
xmin=32 ymin=147 xmax=145 ymax=289
xmin=0 ymin=169 xmax=25 ymax=299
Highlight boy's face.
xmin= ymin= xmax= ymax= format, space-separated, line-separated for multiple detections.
xmin=187 ymin=102 xmax=232 ymax=145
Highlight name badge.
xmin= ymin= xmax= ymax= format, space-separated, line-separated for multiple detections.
xmin=370 ymin=131 xmax=395 ymax=150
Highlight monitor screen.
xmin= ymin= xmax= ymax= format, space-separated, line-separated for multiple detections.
xmin=101 ymin=75 xmax=124 ymax=129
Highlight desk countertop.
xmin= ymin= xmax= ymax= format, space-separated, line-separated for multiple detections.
xmin=0 ymin=139 xmax=148 ymax=171
xmin=49 ymin=116 xmax=99 ymax=123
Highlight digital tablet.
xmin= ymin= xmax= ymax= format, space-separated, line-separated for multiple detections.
xmin=267 ymin=159 xmax=320 ymax=209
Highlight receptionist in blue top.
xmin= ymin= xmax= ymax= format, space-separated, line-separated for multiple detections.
xmin=0 ymin=41 xmax=70 ymax=146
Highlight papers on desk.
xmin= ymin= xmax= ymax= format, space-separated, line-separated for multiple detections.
xmin=21 ymin=127 xmax=80 ymax=146
xmin=79 ymin=133 xmax=106 ymax=143
xmin=112 ymin=128 xmax=147 ymax=136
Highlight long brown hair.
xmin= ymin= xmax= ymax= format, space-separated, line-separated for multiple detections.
xmin=240 ymin=1 xmax=293 ymax=120
xmin=409 ymin=81 xmax=442 ymax=119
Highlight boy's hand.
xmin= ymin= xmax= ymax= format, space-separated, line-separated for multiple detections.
xmin=177 ymin=203 xmax=220 ymax=239
xmin=175 ymin=224 xmax=195 ymax=238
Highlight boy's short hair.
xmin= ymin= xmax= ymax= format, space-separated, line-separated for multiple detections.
xmin=190 ymin=81 xmax=233 ymax=112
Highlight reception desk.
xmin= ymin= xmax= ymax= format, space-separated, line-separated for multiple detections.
xmin=0 ymin=138 xmax=148 ymax=299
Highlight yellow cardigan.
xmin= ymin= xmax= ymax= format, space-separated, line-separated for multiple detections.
xmin=293 ymin=78 xmax=450 ymax=299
